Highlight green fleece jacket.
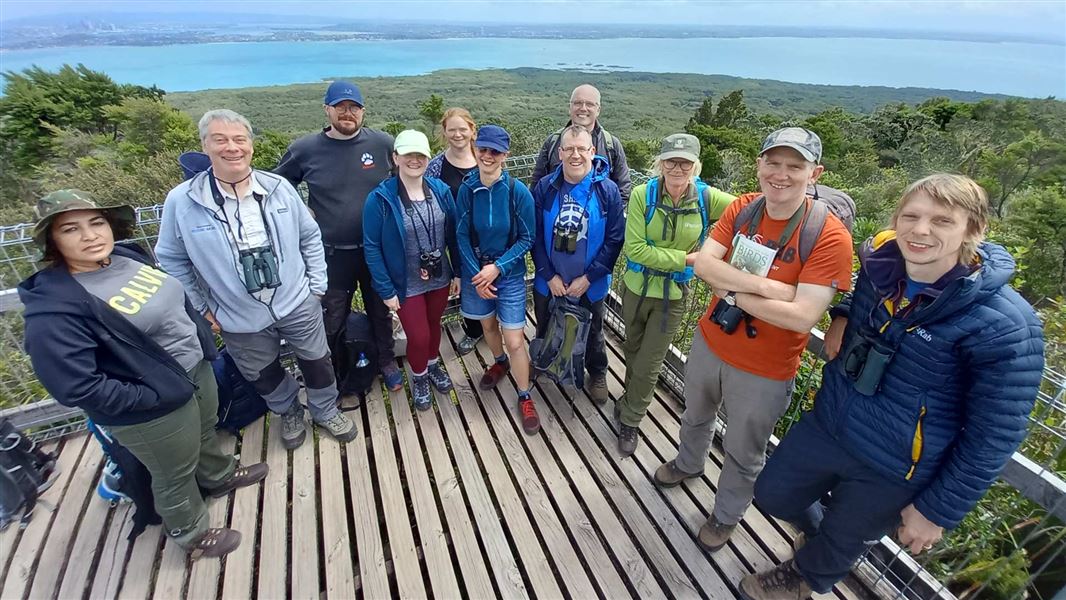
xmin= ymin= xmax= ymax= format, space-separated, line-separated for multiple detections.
xmin=623 ymin=178 xmax=735 ymax=300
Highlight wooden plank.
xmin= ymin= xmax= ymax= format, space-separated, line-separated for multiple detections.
xmin=438 ymin=343 xmax=568 ymax=599
xmin=318 ymin=432 xmax=356 ymax=599
xmin=1 ymin=434 xmax=89 ymax=600
xmin=389 ymin=374 xmax=461 ymax=599
xmin=413 ymin=386 xmax=498 ymax=599
xmin=290 ymin=416 xmax=319 ymax=600
xmin=56 ymin=443 xmax=115 ymax=600
xmin=152 ymin=529 xmax=191 ymax=599
xmin=88 ymin=503 xmax=136 ymax=600
xmin=117 ymin=520 xmax=163 ymax=600
xmin=432 ymin=360 xmax=530 ymax=600
xmin=366 ymin=385 xmax=427 ymax=599
xmin=0 ymin=441 xmax=57 ymax=581
xmin=221 ymin=418 xmax=266 ymax=600
xmin=344 ymin=402 xmax=392 ymax=599
xmin=257 ymin=413 xmax=290 ymax=600
xmin=447 ymin=333 xmax=617 ymax=598
xmin=187 ymin=432 xmax=238 ymax=600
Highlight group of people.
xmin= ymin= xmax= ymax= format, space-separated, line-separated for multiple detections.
xmin=17 ymin=78 xmax=1044 ymax=600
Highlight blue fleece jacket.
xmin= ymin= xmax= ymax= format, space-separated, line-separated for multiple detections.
xmin=18 ymin=244 xmax=218 ymax=427
xmin=455 ymin=170 xmax=535 ymax=280
xmin=530 ymin=158 xmax=624 ymax=302
xmin=814 ymin=237 xmax=1044 ymax=528
xmin=363 ymin=176 xmax=461 ymax=303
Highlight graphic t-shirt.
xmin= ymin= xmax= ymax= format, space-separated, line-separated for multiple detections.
xmin=550 ymin=181 xmax=590 ymax=285
xmin=74 ymin=255 xmax=204 ymax=371
xmin=698 ymin=192 xmax=854 ymax=381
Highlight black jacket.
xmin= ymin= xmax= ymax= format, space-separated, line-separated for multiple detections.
xmin=18 ymin=245 xmax=218 ymax=426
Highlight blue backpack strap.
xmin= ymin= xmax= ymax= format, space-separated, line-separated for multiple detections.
xmin=693 ymin=178 xmax=710 ymax=246
xmin=644 ymin=177 xmax=659 ymax=226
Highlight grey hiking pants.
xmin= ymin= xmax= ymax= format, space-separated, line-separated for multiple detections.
xmin=675 ymin=335 xmax=795 ymax=525
xmin=221 ymin=294 xmax=341 ymax=422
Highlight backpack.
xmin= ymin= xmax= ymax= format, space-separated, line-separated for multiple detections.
xmin=530 ymin=298 xmax=593 ymax=388
xmin=212 ymin=348 xmax=269 ymax=433
xmin=470 ymin=176 xmax=518 ymax=259
xmin=733 ymin=183 xmax=856 ymax=265
xmin=546 ymin=126 xmax=618 ymax=172
xmin=339 ymin=311 xmax=379 ymax=402
xmin=85 ymin=420 xmax=161 ymax=539
xmin=0 ymin=418 xmax=58 ymax=531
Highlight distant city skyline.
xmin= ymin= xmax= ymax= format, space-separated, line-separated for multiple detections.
xmin=1 ymin=0 xmax=1064 ymax=42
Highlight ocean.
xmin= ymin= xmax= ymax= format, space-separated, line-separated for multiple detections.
xmin=0 ymin=36 xmax=1062 ymax=97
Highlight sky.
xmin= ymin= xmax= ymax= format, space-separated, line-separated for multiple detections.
xmin=1 ymin=0 xmax=1064 ymax=42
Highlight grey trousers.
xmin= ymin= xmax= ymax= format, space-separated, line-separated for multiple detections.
xmin=675 ymin=335 xmax=795 ymax=525
xmin=221 ymin=294 xmax=341 ymax=422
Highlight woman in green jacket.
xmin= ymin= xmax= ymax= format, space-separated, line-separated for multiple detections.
xmin=616 ymin=134 xmax=734 ymax=456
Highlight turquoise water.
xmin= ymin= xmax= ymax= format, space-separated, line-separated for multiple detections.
xmin=0 ymin=36 xmax=1062 ymax=97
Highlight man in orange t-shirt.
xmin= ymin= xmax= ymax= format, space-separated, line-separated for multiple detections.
xmin=653 ymin=128 xmax=853 ymax=553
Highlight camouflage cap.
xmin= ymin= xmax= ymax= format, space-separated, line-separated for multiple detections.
xmin=658 ymin=133 xmax=701 ymax=163
xmin=760 ymin=127 xmax=822 ymax=163
xmin=31 ymin=189 xmax=136 ymax=248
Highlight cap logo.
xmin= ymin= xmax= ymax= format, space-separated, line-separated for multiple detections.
xmin=777 ymin=130 xmax=807 ymax=144
xmin=674 ymin=139 xmax=686 ymax=149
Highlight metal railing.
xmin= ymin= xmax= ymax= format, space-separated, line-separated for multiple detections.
xmin=0 ymin=156 xmax=1062 ymax=600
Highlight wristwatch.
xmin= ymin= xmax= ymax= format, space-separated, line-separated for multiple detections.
xmin=724 ymin=291 xmax=737 ymax=306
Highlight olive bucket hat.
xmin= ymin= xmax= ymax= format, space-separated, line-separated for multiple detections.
xmin=31 ymin=189 xmax=136 ymax=249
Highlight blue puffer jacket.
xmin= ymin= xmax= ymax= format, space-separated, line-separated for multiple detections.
xmin=363 ymin=176 xmax=460 ymax=303
xmin=814 ymin=234 xmax=1044 ymax=528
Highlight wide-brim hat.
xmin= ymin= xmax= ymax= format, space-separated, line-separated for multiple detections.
xmin=31 ymin=189 xmax=135 ymax=249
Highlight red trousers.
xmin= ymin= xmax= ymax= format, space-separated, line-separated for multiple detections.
xmin=396 ymin=285 xmax=450 ymax=374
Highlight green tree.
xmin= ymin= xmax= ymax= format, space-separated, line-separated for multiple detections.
xmin=252 ymin=130 xmax=294 ymax=171
xmin=104 ymin=97 xmax=198 ymax=157
xmin=621 ymin=138 xmax=656 ymax=173
xmin=383 ymin=122 xmax=406 ymax=138
xmin=979 ymin=132 xmax=1066 ymax=217
xmin=689 ymin=94 xmax=715 ymax=128
xmin=1003 ymin=186 xmax=1066 ymax=299
xmin=710 ymin=90 xmax=749 ymax=129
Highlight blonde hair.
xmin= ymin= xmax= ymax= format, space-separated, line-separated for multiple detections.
xmin=893 ymin=173 xmax=990 ymax=265
xmin=439 ymin=107 xmax=477 ymax=156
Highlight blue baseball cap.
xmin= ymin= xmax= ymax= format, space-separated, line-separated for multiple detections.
xmin=475 ymin=125 xmax=510 ymax=153
xmin=324 ymin=80 xmax=364 ymax=107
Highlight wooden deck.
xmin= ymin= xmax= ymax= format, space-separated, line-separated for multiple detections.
xmin=0 ymin=315 xmax=871 ymax=600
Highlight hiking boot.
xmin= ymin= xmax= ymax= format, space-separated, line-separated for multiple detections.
xmin=412 ymin=373 xmax=433 ymax=411
xmin=479 ymin=360 xmax=510 ymax=390
xmin=653 ymin=459 xmax=704 ymax=488
xmin=586 ymin=371 xmax=609 ymax=404
xmin=280 ymin=403 xmax=307 ymax=450
xmin=618 ymin=422 xmax=639 ymax=457
xmin=518 ymin=395 xmax=541 ymax=435
xmin=381 ymin=363 xmax=404 ymax=392
xmin=427 ymin=361 xmax=453 ymax=392
xmin=208 ymin=463 xmax=269 ymax=498
xmin=697 ymin=515 xmax=736 ymax=552
xmin=36 ymin=459 xmax=59 ymax=494
xmin=189 ymin=527 xmax=242 ymax=560
xmin=457 ymin=334 xmax=482 ymax=356
xmin=316 ymin=412 xmax=358 ymax=443
xmin=739 ymin=560 xmax=813 ymax=600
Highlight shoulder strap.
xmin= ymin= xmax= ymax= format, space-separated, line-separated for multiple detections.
xmin=546 ymin=130 xmax=564 ymax=164
xmin=644 ymin=178 xmax=659 ymax=225
xmin=694 ymin=179 xmax=710 ymax=245
xmin=508 ymin=176 xmax=518 ymax=246
xmin=602 ymin=130 xmax=616 ymax=155
xmin=797 ymin=201 xmax=830 ymax=264
xmin=733 ymin=196 xmax=765 ymax=238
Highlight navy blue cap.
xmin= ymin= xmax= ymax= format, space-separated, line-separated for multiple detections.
xmin=475 ymin=125 xmax=510 ymax=153
xmin=324 ymin=80 xmax=364 ymax=107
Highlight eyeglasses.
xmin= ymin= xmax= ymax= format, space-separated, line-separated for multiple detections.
xmin=663 ymin=159 xmax=695 ymax=173
xmin=560 ymin=145 xmax=593 ymax=156
xmin=330 ymin=103 xmax=363 ymax=115
xmin=570 ymin=100 xmax=600 ymax=109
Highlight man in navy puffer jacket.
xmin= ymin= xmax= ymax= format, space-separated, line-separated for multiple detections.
xmin=741 ymin=174 xmax=1045 ymax=600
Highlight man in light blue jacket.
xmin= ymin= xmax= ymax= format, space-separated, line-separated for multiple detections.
xmin=156 ymin=109 xmax=357 ymax=450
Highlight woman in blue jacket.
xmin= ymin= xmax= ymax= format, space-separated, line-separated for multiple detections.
xmin=454 ymin=125 xmax=540 ymax=434
xmin=363 ymin=130 xmax=461 ymax=410
xmin=18 ymin=190 xmax=268 ymax=560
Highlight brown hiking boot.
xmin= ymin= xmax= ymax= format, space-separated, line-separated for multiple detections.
xmin=189 ymin=527 xmax=242 ymax=560
xmin=697 ymin=515 xmax=736 ymax=552
xmin=653 ymin=459 xmax=703 ymax=488
xmin=586 ymin=372 xmax=609 ymax=404
xmin=479 ymin=360 xmax=510 ymax=390
xmin=207 ymin=463 xmax=269 ymax=498
xmin=739 ymin=560 xmax=813 ymax=600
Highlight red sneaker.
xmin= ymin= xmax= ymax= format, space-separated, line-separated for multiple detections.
xmin=519 ymin=396 xmax=541 ymax=435
xmin=479 ymin=360 xmax=510 ymax=390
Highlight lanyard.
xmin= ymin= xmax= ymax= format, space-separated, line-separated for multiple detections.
xmin=745 ymin=199 xmax=807 ymax=256
xmin=399 ymin=181 xmax=438 ymax=253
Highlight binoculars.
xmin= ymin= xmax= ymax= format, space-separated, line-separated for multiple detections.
xmin=709 ymin=297 xmax=746 ymax=335
xmin=419 ymin=250 xmax=443 ymax=281
xmin=553 ymin=223 xmax=579 ymax=254
xmin=844 ymin=335 xmax=895 ymax=396
xmin=239 ymin=246 xmax=281 ymax=293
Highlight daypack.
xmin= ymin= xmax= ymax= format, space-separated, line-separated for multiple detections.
xmin=733 ymin=184 xmax=856 ymax=265
xmin=0 ymin=418 xmax=58 ymax=531
xmin=86 ymin=420 xmax=161 ymax=540
xmin=212 ymin=347 xmax=269 ymax=433
xmin=530 ymin=298 xmax=593 ymax=388
xmin=339 ymin=311 xmax=379 ymax=401
xmin=469 ymin=176 xmax=518 ymax=260
xmin=545 ymin=126 xmax=618 ymax=172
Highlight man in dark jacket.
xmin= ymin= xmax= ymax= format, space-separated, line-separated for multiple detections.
xmin=530 ymin=84 xmax=632 ymax=199
xmin=530 ymin=125 xmax=625 ymax=404
xmin=740 ymin=174 xmax=1045 ymax=600
xmin=274 ymin=80 xmax=402 ymax=392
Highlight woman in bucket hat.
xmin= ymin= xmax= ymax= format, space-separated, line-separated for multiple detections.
xmin=17 ymin=190 xmax=268 ymax=560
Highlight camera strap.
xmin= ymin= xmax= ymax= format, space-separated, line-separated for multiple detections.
xmin=399 ymin=180 xmax=438 ymax=254
xmin=744 ymin=199 xmax=807 ymax=257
